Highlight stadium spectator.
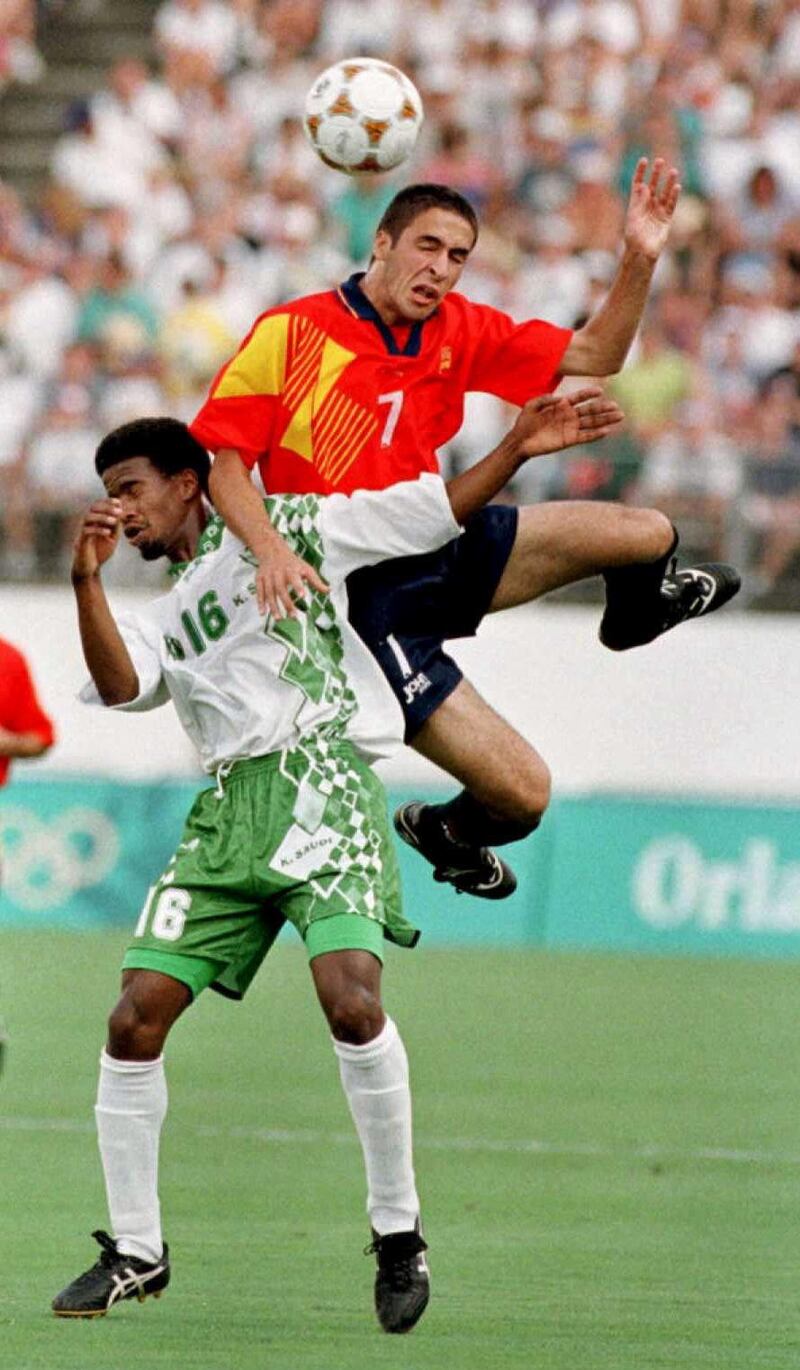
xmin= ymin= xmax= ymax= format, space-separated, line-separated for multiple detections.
xmin=609 ymin=316 xmax=695 ymax=440
xmin=24 ymin=386 xmax=103 ymax=579
xmin=634 ymin=399 xmax=743 ymax=561
xmin=75 ymin=252 xmax=159 ymax=366
xmin=153 ymin=0 xmax=242 ymax=77
xmin=159 ymin=272 xmax=238 ymax=400
xmin=4 ymin=251 xmax=80 ymax=378
xmin=181 ymin=74 xmax=253 ymax=188
xmin=51 ymin=100 xmax=156 ymax=211
xmin=0 ymin=0 xmax=44 ymax=90
xmin=330 ymin=173 xmax=397 ymax=264
xmin=316 ymin=0 xmax=402 ymax=61
xmin=92 ymin=56 xmax=184 ymax=154
xmin=418 ymin=121 xmax=501 ymax=210
xmin=740 ymin=379 xmax=800 ymax=601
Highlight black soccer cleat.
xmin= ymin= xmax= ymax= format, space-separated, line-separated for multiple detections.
xmin=394 ymin=801 xmax=517 ymax=900
xmin=52 ymin=1230 xmax=170 ymax=1318
xmin=599 ymin=561 xmax=741 ymax=651
xmin=366 ymin=1224 xmax=430 ymax=1334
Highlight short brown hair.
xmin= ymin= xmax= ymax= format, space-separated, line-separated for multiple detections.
xmin=376 ymin=184 xmax=479 ymax=247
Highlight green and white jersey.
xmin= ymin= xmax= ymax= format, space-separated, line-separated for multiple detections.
xmin=80 ymin=474 xmax=460 ymax=771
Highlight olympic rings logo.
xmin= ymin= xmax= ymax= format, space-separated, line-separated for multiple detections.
xmin=0 ymin=806 xmax=120 ymax=912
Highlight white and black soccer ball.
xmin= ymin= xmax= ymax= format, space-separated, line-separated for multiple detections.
xmin=303 ymin=58 xmax=423 ymax=174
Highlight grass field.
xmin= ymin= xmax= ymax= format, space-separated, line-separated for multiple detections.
xmin=2 ymin=929 xmax=800 ymax=1370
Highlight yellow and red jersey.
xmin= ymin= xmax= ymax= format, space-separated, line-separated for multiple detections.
xmin=190 ymin=273 xmax=572 ymax=496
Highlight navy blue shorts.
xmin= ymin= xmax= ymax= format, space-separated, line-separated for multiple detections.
xmin=346 ymin=504 xmax=519 ymax=740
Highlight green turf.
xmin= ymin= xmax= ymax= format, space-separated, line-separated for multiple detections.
xmin=2 ymin=930 xmax=800 ymax=1370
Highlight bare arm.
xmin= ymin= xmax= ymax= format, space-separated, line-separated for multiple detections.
xmin=0 ymin=728 xmax=52 ymax=758
xmin=561 ymin=158 xmax=680 ymax=377
xmin=446 ymin=388 xmax=624 ymax=523
xmin=71 ymin=499 xmax=139 ymax=706
xmin=209 ymin=448 xmax=328 ymax=619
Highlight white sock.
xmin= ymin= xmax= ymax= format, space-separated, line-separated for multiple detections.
xmin=95 ymin=1048 xmax=167 ymax=1263
xmin=333 ymin=1017 xmax=420 ymax=1236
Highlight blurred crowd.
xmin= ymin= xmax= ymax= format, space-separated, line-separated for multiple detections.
xmin=0 ymin=0 xmax=46 ymax=89
xmin=1 ymin=0 xmax=799 ymax=601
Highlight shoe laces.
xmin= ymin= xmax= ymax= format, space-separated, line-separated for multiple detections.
xmin=364 ymin=1230 xmax=427 ymax=1273
xmin=661 ymin=559 xmax=707 ymax=614
xmin=660 ymin=557 xmax=681 ymax=600
xmin=91 ymin=1230 xmax=122 ymax=1268
xmin=382 ymin=1258 xmax=419 ymax=1293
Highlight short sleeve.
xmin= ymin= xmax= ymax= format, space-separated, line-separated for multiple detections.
xmin=78 ymin=611 xmax=170 ymax=713
xmin=190 ymin=311 xmax=290 ymax=467
xmin=464 ymin=303 xmax=572 ymax=406
xmin=320 ymin=474 xmax=461 ymax=583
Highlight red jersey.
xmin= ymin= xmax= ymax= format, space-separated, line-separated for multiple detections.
xmin=190 ymin=273 xmax=572 ymax=496
xmin=0 ymin=638 xmax=56 ymax=787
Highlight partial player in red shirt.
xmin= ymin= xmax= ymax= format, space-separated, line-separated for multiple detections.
xmin=193 ymin=172 xmax=740 ymax=900
xmin=0 ymin=636 xmax=55 ymax=1072
xmin=0 ymin=637 xmax=55 ymax=789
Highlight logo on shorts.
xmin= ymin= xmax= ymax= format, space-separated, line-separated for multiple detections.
xmin=402 ymin=672 xmax=431 ymax=705
xmin=271 ymin=822 xmax=340 ymax=881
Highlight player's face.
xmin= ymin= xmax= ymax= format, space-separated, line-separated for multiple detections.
xmin=101 ymin=457 xmax=193 ymax=561
xmin=372 ymin=208 xmax=476 ymax=323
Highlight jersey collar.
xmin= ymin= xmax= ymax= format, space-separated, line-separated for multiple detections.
xmin=167 ymin=512 xmax=224 ymax=581
xmin=337 ymin=272 xmax=429 ymax=357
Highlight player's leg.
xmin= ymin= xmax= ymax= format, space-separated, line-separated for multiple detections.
xmin=348 ymin=506 xmax=536 ymax=899
xmin=489 ymin=500 xmax=740 ymax=646
xmin=309 ymin=942 xmax=428 ymax=1335
xmin=52 ymin=969 xmax=192 ymax=1317
xmin=397 ymin=677 xmax=550 ymax=896
xmin=275 ymin=745 xmax=428 ymax=1334
xmin=53 ymin=776 xmax=278 ymax=1319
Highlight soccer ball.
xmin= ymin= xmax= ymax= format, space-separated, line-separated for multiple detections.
xmin=303 ymin=58 xmax=423 ymax=174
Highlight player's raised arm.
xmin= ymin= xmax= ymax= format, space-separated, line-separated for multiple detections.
xmin=71 ymin=498 xmax=139 ymax=705
xmin=445 ymin=388 xmax=624 ymax=524
xmin=209 ymin=449 xmax=329 ymax=620
xmin=560 ymin=158 xmax=681 ymax=378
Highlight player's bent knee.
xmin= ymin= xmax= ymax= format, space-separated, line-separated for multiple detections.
xmin=626 ymin=507 xmax=674 ymax=561
xmin=106 ymin=986 xmax=176 ymax=1060
xmin=324 ymin=985 xmax=384 ymax=1045
xmin=495 ymin=756 xmax=551 ymax=826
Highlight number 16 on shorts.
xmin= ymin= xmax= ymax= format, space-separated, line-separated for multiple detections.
xmin=135 ymin=884 xmax=192 ymax=942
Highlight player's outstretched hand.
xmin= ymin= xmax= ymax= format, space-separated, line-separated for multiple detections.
xmin=256 ymin=540 xmax=329 ymax=619
xmin=624 ymin=157 xmax=681 ymax=261
xmin=512 ymin=387 xmax=624 ymax=460
xmin=71 ymin=498 xmax=122 ymax=582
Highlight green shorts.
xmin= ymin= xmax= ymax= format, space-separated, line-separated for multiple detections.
xmin=122 ymin=738 xmax=418 ymax=1001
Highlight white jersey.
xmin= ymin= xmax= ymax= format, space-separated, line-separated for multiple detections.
xmin=80 ymin=475 xmax=460 ymax=771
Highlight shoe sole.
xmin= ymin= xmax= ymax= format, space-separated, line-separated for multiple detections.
xmin=672 ymin=565 xmax=741 ymax=616
xmin=435 ymin=851 xmax=517 ymax=898
xmin=395 ymin=804 xmax=516 ymax=900
xmin=53 ymin=1291 xmax=165 ymax=1318
xmin=393 ymin=803 xmax=425 ymax=854
xmin=380 ymin=1290 xmax=431 ymax=1334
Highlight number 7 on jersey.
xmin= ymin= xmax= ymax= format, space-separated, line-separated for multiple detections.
xmin=377 ymin=390 xmax=404 ymax=447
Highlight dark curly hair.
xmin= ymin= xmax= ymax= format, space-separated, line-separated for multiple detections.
xmin=95 ymin=417 xmax=211 ymax=496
